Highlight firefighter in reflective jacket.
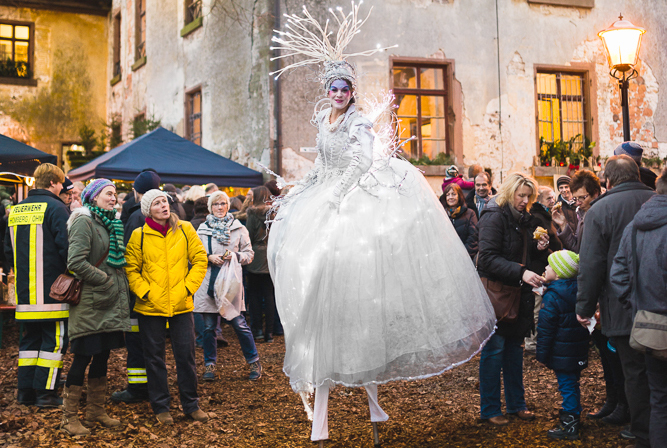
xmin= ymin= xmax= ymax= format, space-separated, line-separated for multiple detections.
xmin=4 ymin=164 xmax=70 ymax=408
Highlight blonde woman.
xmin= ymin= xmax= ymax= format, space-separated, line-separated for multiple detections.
xmin=477 ymin=172 xmax=550 ymax=425
xmin=183 ymin=185 xmax=206 ymax=221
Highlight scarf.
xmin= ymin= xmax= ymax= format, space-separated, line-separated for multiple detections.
xmin=447 ymin=206 xmax=463 ymax=219
xmin=205 ymin=213 xmax=234 ymax=245
xmin=87 ymin=205 xmax=127 ymax=268
xmin=146 ymin=217 xmax=170 ymax=236
xmin=475 ymin=194 xmax=490 ymax=215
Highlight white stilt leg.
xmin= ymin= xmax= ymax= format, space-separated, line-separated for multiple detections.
xmin=311 ymin=384 xmax=330 ymax=442
xmin=364 ymin=384 xmax=389 ymax=422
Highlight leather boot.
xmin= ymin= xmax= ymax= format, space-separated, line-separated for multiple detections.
xmin=547 ymin=411 xmax=581 ymax=441
xmin=84 ymin=377 xmax=121 ymax=427
xmin=588 ymin=388 xmax=617 ymax=419
xmin=60 ymin=385 xmax=90 ymax=437
xmin=601 ymin=402 xmax=630 ymax=426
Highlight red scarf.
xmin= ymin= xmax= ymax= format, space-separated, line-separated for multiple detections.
xmin=146 ymin=217 xmax=170 ymax=236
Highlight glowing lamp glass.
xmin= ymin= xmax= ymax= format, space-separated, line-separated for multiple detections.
xmin=598 ymin=17 xmax=645 ymax=72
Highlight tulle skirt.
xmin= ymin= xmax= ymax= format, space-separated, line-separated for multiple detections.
xmin=267 ymin=158 xmax=496 ymax=393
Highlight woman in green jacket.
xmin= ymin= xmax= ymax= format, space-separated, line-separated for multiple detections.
xmin=62 ymin=179 xmax=131 ymax=436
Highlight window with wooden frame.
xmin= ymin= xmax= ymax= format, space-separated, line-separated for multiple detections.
xmin=135 ymin=0 xmax=146 ymax=61
xmin=112 ymin=13 xmax=122 ymax=78
xmin=536 ymin=70 xmax=589 ymax=152
xmin=186 ymin=89 xmax=202 ymax=145
xmin=185 ymin=0 xmax=202 ymax=24
xmin=392 ymin=62 xmax=449 ymax=160
xmin=0 ymin=21 xmax=34 ymax=80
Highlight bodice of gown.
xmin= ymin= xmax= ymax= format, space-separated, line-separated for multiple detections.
xmin=306 ymin=105 xmax=374 ymax=200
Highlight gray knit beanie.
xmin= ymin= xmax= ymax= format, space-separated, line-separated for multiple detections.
xmin=141 ymin=189 xmax=169 ymax=217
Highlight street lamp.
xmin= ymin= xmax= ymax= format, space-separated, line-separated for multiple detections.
xmin=598 ymin=14 xmax=646 ymax=142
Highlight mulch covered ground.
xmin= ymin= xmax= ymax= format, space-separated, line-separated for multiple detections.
xmin=0 ymin=320 xmax=629 ymax=447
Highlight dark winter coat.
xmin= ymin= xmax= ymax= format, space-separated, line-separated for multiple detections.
xmin=245 ymin=205 xmax=271 ymax=274
xmin=182 ymin=200 xmax=195 ymax=221
xmin=528 ymin=202 xmax=562 ymax=275
xmin=556 ymin=195 xmax=578 ymax=231
xmin=120 ymin=194 xmax=137 ymax=225
xmin=610 ymin=194 xmax=667 ymax=319
xmin=537 ymin=278 xmax=589 ymax=372
xmin=639 ymin=166 xmax=657 ymax=190
xmin=576 ymin=181 xmax=655 ymax=337
xmin=557 ymin=207 xmax=585 ymax=254
xmin=4 ymin=189 xmax=70 ymax=321
xmin=124 ymin=203 xmax=145 ymax=245
xmin=465 ymin=189 xmax=496 ymax=219
xmin=190 ymin=213 xmax=207 ymax=231
xmin=477 ymin=198 xmax=547 ymax=338
xmin=442 ymin=204 xmax=478 ymax=258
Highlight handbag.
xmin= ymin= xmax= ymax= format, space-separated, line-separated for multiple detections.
xmin=49 ymin=248 xmax=109 ymax=306
xmin=628 ymin=225 xmax=667 ymax=360
xmin=478 ymin=229 xmax=528 ymax=324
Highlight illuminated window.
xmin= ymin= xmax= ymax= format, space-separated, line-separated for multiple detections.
xmin=186 ymin=89 xmax=202 ymax=145
xmin=392 ymin=62 xmax=448 ymax=159
xmin=536 ymin=71 xmax=587 ymax=151
xmin=0 ymin=22 xmax=33 ymax=79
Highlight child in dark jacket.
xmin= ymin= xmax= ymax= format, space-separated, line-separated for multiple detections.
xmin=537 ymin=250 xmax=590 ymax=441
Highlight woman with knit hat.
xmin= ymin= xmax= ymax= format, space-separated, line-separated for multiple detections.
xmin=194 ymin=190 xmax=259 ymax=381
xmin=124 ymin=189 xmax=209 ymax=425
xmin=62 ymin=179 xmax=131 ymax=436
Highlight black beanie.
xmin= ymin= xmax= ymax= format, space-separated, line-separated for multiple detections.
xmin=133 ymin=170 xmax=161 ymax=194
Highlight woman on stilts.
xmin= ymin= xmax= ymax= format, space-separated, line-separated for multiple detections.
xmin=267 ymin=4 xmax=497 ymax=446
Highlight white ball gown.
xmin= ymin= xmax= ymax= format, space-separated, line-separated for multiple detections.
xmin=267 ymin=103 xmax=496 ymax=398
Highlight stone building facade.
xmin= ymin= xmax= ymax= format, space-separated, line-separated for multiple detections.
xmin=0 ymin=1 xmax=110 ymax=165
xmin=106 ymin=0 xmax=665 ymax=191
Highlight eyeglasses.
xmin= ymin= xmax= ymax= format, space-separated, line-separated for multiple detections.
xmin=211 ymin=202 xmax=228 ymax=208
xmin=573 ymin=194 xmax=590 ymax=203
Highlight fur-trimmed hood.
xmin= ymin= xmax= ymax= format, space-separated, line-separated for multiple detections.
xmin=67 ymin=205 xmax=92 ymax=230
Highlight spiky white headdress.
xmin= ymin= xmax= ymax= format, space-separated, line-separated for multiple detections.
xmin=270 ymin=1 xmax=396 ymax=91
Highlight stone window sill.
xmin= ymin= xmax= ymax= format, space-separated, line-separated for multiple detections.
xmin=132 ymin=56 xmax=147 ymax=72
xmin=180 ymin=16 xmax=203 ymax=37
xmin=0 ymin=77 xmax=38 ymax=87
xmin=527 ymin=0 xmax=594 ymax=7
xmin=110 ymin=74 xmax=121 ymax=86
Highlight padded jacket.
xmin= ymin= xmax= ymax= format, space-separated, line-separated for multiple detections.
xmin=536 ymin=278 xmax=589 ymax=372
xmin=477 ymin=198 xmax=547 ymax=338
xmin=576 ymin=181 xmax=655 ymax=336
xmin=125 ymin=220 xmax=208 ymax=317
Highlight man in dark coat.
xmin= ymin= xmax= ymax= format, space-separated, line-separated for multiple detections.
xmin=556 ymin=176 xmax=578 ymax=231
xmin=609 ymin=169 xmax=667 ymax=448
xmin=614 ymin=141 xmax=657 ymax=190
xmin=465 ymin=171 xmax=495 ymax=218
xmin=112 ymin=169 xmax=160 ymax=404
xmin=4 ymin=164 xmax=70 ymax=408
xmin=576 ymin=155 xmax=655 ymax=448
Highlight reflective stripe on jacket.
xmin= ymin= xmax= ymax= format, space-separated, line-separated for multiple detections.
xmin=4 ymin=190 xmax=70 ymax=321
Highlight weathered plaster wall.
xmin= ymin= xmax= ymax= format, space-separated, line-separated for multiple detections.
xmin=275 ymin=0 xmax=666 ymax=184
xmin=108 ymin=0 xmax=273 ymax=176
xmin=0 ymin=7 xmax=108 ymax=158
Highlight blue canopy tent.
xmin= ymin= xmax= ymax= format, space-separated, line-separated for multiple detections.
xmin=0 ymin=134 xmax=58 ymax=178
xmin=68 ymin=127 xmax=264 ymax=187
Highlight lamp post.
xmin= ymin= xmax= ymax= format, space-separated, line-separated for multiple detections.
xmin=598 ymin=14 xmax=646 ymax=142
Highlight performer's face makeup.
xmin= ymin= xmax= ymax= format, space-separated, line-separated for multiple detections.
xmin=329 ymin=80 xmax=352 ymax=110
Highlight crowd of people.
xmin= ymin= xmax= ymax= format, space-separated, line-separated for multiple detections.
xmin=437 ymin=142 xmax=666 ymax=447
xmin=1 ymin=138 xmax=665 ymax=446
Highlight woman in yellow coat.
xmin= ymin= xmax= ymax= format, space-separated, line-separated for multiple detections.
xmin=125 ymin=189 xmax=208 ymax=425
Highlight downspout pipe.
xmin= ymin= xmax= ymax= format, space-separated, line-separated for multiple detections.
xmin=273 ymin=0 xmax=282 ymax=175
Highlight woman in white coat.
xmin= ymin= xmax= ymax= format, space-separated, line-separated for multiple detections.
xmin=194 ymin=191 xmax=260 ymax=381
